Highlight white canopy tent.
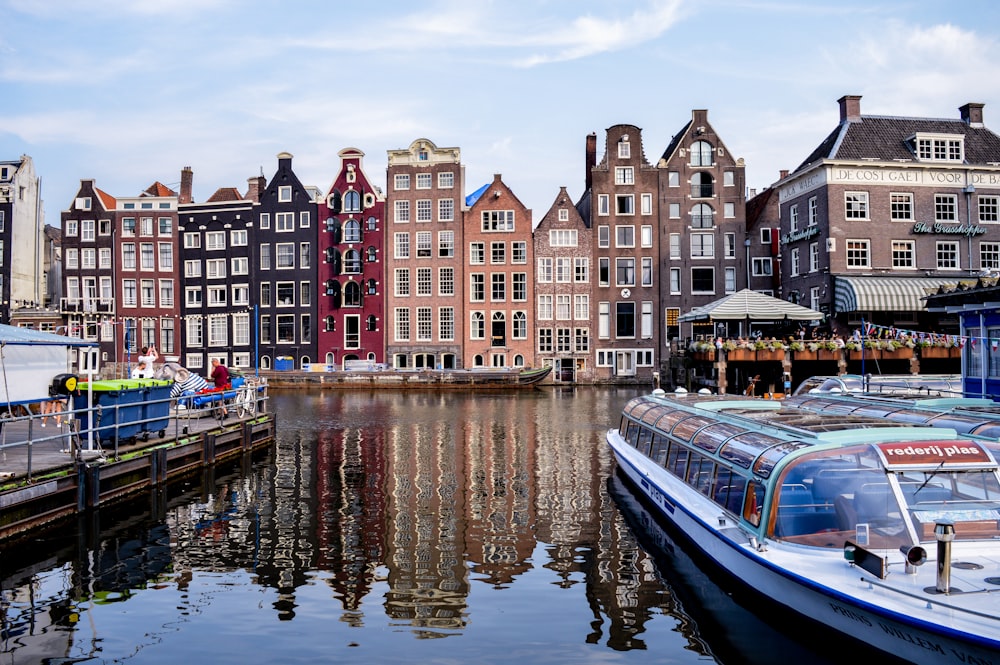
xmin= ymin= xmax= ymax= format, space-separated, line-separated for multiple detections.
xmin=679 ymin=289 xmax=824 ymax=336
xmin=0 ymin=324 xmax=97 ymax=408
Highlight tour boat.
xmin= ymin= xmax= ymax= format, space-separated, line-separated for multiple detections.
xmin=607 ymin=390 xmax=1000 ymax=664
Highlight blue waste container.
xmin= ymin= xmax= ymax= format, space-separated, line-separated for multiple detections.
xmin=274 ymin=357 xmax=294 ymax=371
xmin=137 ymin=379 xmax=172 ymax=440
xmin=73 ymin=380 xmax=146 ymax=443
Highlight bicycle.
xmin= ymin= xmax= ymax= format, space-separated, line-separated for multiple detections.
xmin=235 ymin=378 xmax=258 ymax=419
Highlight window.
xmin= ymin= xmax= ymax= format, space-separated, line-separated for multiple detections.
xmin=641 ymin=193 xmax=653 ymax=215
xmin=691 ymin=203 xmax=714 ymax=228
xmin=915 ymin=135 xmax=963 ymax=162
xmin=278 ymin=186 xmax=292 ymax=202
xmin=183 ymin=232 xmax=200 ymax=249
xmin=845 ymin=192 xmax=869 ymax=220
xmin=206 ymin=231 xmax=225 ymax=250
xmin=140 ymin=243 xmax=155 ymax=269
xmin=979 ymin=196 xmax=999 ymax=223
xmin=809 ymin=241 xmax=819 ymax=272
xmin=158 ymin=243 xmax=173 ymax=271
xmin=891 ymin=193 xmax=913 ymax=221
xmin=277 ymin=315 xmax=295 ymax=343
xmin=555 ymin=328 xmax=571 ymax=352
xmin=669 ymin=203 xmax=680 ymax=219
xmin=556 ymin=257 xmax=572 ymax=282
xmin=690 ymin=140 xmax=714 ymax=166
xmin=724 ymin=233 xmax=736 ymax=258
xmin=935 ymin=194 xmax=957 ymax=222
xmin=846 ymin=239 xmax=870 ymax=268
xmin=66 ymin=219 xmax=78 ymax=237
xmin=690 ymin=267 xmax=714 ymax=294
xmin=394 ymin=268 xmax=410 ymax=296
xmin=276 ymin=282 xmax=295 ymax=306
xmin=300 ymin=211 xmax=311 ymax=228
xmin=752 ymin=258 xmax=772 ymax=276
xmin=511 ymin=241 xmax=526 ymax=264
xmin=615 ymin=195 xmax=634 ymax=215
xmin=416 ymin=308 xmax=432 ymax=341
xmin=538 ymin=294 xmax=553 ymax=320
xmin=641 ymin=301 xmax=653 ymax=339
xmin=276 ymin=243 xmax=295 ymax=268
xmin=537 ymin=257 xmax=553 ymax=282
xmin=438 ymin=230 xmax=454 ymax=257
xmin=597 ymin=194 xmax=610 ymax=216
xmin=81 ymin=219 xmax=95 ymax=241
xmin=724 ymin=202 xmax=735 ymax=218
xmin=394 ymin=174 xmax=410 ymax=190
xmin=470 ymin=311 xmax=486 ymax=340
xmin=416 ymin=231 xmax=432 ymax=257
xmin=438 ymin=198 xmax=454 ymax=222
xmin=791 ymin=246 xmax=801 ymax=276
xmin=616 ymin=302 xmax=635 ymax=338
xmin=276 ymin=212 xmax=295 ymax=231
xmin=141 ymin=279 xmax=155 ymax=306
xmin=470 ymin=274 xmax=485 ymax=301
xmin=599 ymin=257 xmax=610 ymax=286
xmin=260 ymin=282 xmax=271 ymax=307
xmin=669 ymin=233 xmax=681 ymax=259
xmin=491 ymin=241 xmax=506 ymax=264
xmin=343 ymin=219 xmax=362 ymax=243
xmin=512 ymin=273 xmax=526 ymax=301
xmin=394 ymin=232 xmax=410 ymax=259
xmin=206 ymin=258 xmax=226 ymax=278
xmin=300 ymin=243 xmax=311 ymax=268
xmin=187 ymin=318 xmax=203 ymax=347
xmin=439 ymin=307 xmax=454 ymax=340
xmin=575 ymin=294 xmax=589 ymax=320
xmin=122 ymin=217 xmax=135 ymax=236
xmin=725 ymin=267 xmax=736 ymax=293
xmin=615 ymin=225 xmax=635 ymax=247
xmin=690 ymin=172 xmax=713 ymax=198
xmin=936 ymin=241 xmax=959 ymax=269
xmin=121 ymin=244 xmax=136 ymax=270
xmin=553 ymin=294 xmax=570 ymax=320
xmin=260 ymin=244 xmax=271 ymax=270
xmin=808 ymin=196 xmax=818 ymax=225
xmin=598 ymin=225 xmax=610 ymax=248
xmin=259 ymin=212 xmax=270 ymax=229
xmin=99 ymin=247 xmax=111 ymax=269
xmin=616 ymin=258 xmax=635 ymax=286
xmin=417 ymin=267 xmax=432 ymax=296
xmin=232 ymin=283 xmax=249 ymax=306
xmin=208 ymin=285 xmax=226 ymax=306
xmin=416 ymin=199 xmax=432 ymax=222
xmin=890 ymin=240 xmax=914 ymax=268
xmin=615 ymin=166 xmax=634 ymax=185
xmin=538 ymin=328 xmax=553 ymax=353
xmin=123 ymin=279 xmax=138 ymax=306
xmin=438 ymin=172 xmax=454 ymax=188
xmin=184 ymin=260 xmax=201 ymax=278
xmin=491 ymin=273 xmax=505 ymax=301
xmin=789 ymin=205 xmax=799 ymax=232
xmin=690 ymin=233 xmax=714 ymax=258
xmin=641 ymin=257 xmax=653 ymax=287
xmin=482 ymin=210 xmax=514 ymax=231
xmin=395 ymin=200 xmax=410 ymax=223
xmin=549 ymin=229 xmax=578 ymax=247
xmin=618 ymin=138 xmax=631 ymax=159
xmin=574 ymin=257 xmax=589 ymax=282
xmin=760 ymin=228 xmax=772 ymax=244
xmin=980 ymin=242 xmax=1000 ymax=269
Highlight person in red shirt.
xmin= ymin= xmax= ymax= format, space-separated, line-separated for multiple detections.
xmin=210 ymin=358 xmax=231 ymax=417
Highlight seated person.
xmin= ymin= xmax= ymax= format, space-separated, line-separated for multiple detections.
xmin=131 ymin=360 xmax=152 ymax=379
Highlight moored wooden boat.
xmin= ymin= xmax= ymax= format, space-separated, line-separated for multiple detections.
xmin=607 ymin=390 xmax=1000 ymax=664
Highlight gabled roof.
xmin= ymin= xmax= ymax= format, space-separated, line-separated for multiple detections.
xmin=793 ymin=115 xmax=1000 ymax=175
xmin=94 ymin=187 xmax=116 ymax=211
xmin=142 ymin=181 xmax=177 ymax=197
xmin=206 ymin=187 xmax=245 ymax=203
xmin=660 ymin=119 xmax=692 ymax=162
xmin=745 ymin=187 xmax=777 ymax=232
xmin=466 ymin=182 xmax=489 ymax=207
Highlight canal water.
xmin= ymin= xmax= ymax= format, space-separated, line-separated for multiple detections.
xmin=1 ymin=388 xmax=884 ymax=664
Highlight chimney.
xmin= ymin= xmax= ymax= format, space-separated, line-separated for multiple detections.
xmin=838 ymin=95 xmax=862 ymax=123
xmin=780 ymin=169 xmax=789 ymax=180
xmin=960 ymin=103 xmax=985 ymax=127
xmin=179 ymin=166 xmax=193 ymax=204
xmin=585 ymin=133 xmax=597 ymax=191
xmin=246 ymin=175 xmax=267 ymax=203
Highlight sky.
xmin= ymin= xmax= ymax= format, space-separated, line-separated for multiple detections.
xmin=2 ymin=0 xmax=1000 ymax=225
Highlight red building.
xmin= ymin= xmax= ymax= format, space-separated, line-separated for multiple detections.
xmin=317 ymin=148 xmax=385 ymax=367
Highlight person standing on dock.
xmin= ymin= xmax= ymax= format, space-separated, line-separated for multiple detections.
xmin=210 ymin=358 xmax=231 ymax=418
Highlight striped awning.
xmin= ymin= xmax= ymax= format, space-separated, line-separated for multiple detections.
xmin=833 ymin=276 xmax=961 ymax=313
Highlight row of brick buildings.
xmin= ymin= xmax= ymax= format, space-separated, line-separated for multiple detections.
xmin=4 ymin=95 xmax=1000 ymax=383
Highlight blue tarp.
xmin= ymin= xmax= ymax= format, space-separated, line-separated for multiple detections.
xmin=465 ymin=182 xmax=489 ymax=207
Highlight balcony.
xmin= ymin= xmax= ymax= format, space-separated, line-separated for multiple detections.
xmin=61 ymin=297 xmax=115 ymax=314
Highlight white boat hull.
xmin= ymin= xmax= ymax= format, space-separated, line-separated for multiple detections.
xmin=608 ymin=430 xmax=1000 ymax=665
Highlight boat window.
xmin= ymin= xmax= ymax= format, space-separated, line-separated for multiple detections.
xmin=898 ymin=469 xmax=1000 ymax=542
xmin=686 ymin=452 xmax=715 ymax=496
xmin=971 ymin=422 xmax=1000 ymax=439
xmin=625 ymin=398 xmax=657 ymax=421
xmin=670 ymin=415 xmax=716 ymax=443
xmin=635 ymin=424 xmax=654 ymax=456
xmin=754 ymin=441 xmax=810 ymax=479
xmin=640 ymin=406 xmax=668 ymax=425
xmin=650 ymin=433 xmax=670 ymax=466
xmin=712 ymin=471 xmax=747 ymax=514
xmin=926 ymin=414 xmax=987 ymax=435
xmin=718 ymin=431 xmax=784 ymax=469
xmin=691 ymin=422 xmax=743 ymax=454
xmin=743 ymin=480 xmax=765 ymax=526
xmin=666 ymin=444 xmax=690 ymax=480
xmin=772 ymin=481 xmax=838 ymax=541
xmin=624 ymin=421 xmax=641 ymax=446
xmin=882 ymin=409 xmax=937 ymax=425
xmin=655 ymin=410 xmax=690 ymax=433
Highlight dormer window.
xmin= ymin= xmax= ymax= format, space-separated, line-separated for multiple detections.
xmin=618 ymin=137 xmax=631 ymax=159
xmin=911 ymin=133 xmax=964 ymax=163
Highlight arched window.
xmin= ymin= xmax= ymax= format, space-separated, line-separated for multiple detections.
xmin=367 ymin=352 xmax=376 ymax=361
xmin=344 ymin=281 xmax=362 ymax=307
xmin=325 ymin=315 xmax=335 ymax=331
xmin=327 ymin=217 xmax=341 ymax=243
xmin=325 ymin=279 xmax=336 ymax=296
xmin=690 ymin=203 xmax=715 ymax=228
xmin=343 ymin=219 xmax=361 ymax=243
xmin=328 ymin=191 xmax=342 ymax=214
xmin=367 ymin=278 xmax=377 ymax=295
xmin=344 ymin=249 xmax=361 ymax=273
xmin=261 ymin=356 xmax=272 ymax=370
xmin=471 ymin=312 xmax=485 ymax=339
xmin=300 ymin=355 xmax=310 ymax=367
xmin=367 ymin=315 xmax=377 ymax=331
xmin=366 ymin=216 xmax=377 ymax=231
xmin=344 ymin=190 xmax=361 ymax=212
xmin=690 ymin=140 xmax=714 ymax=166
xmin=366 ymin=246 xmax=377 ymax=262
xmin=325 ymin=352 xmax=335 ymax=365
xmin=691 ymin=172 xmax=714 ymax=198
xmin=513 ymin=354 xmax=524 ymax=367
xmin=473 ymin=354 xmax=485 ymax=367
xmin=512 ymin=311 xmax=526 ymax=339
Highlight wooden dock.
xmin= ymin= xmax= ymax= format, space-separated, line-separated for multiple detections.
xmin=0 ymin=407 xmax=276 ymax=542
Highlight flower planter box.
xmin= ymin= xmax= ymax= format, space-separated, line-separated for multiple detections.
xmin=921 ymin=346 xmax=960 ymax=359
xmin=799 ymin=349 xmax=840 ymax=361
xmin=725 ymin=349 xmax=755 ymax=361
xmin=755 ymin=349 xmax=785 ymax=361
xmin=692 ymin=351 xmax=716 ymax=361
xmin=880 ymin=348 xmax=913 ymax=360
